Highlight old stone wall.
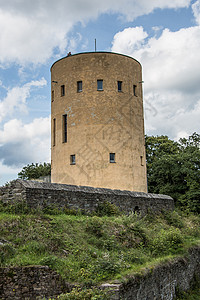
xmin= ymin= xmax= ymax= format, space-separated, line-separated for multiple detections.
xmin=0 ymin=179 xmax=174 ymax=215
xmin=0 ymin=265 xmax=71 ymax=300
xmin=107 ymin=247 xmax=200 ymax=300
xmin=0 ymin=248 xmax=199 ymax=299
xmin=0 ymin=180 xmax=26 ymax=204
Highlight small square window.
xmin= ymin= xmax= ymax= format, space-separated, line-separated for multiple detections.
xmin=97 ymin=80 xmax=103 ymax=91
xmin=110 ymin=153 xmax=115 ymax=163
xmin=133 ymin=85 xmax=137 ymax=96
xmin=118 ymin=81 xmax=122 ymax=92
xmin=77 ymin=81 xmax=82 ymax=92
xmin=61 ymin=85 xmax=65 ymax=96
xmin=70 ymin=154 xmax=76 ymax=165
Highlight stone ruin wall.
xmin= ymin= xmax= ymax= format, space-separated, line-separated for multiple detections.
xmin=0 ymin=179 xmax=174 ymax=215
xmin=0 ymin=247 xmax=199 ymax=299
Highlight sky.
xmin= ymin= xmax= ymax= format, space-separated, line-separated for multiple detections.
xmin=0 ymin=0 xmax=200 ymax=185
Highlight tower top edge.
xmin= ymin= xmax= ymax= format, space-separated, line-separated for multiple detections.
xmin=50 ymin=51 xmax=141 ymax=70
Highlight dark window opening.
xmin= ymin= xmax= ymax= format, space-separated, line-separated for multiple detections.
xmin=134 ymin=206 xmax=140 ymax=214
xmin=140 ymin=156 xmax=144 ymax=166
xmin=61 ymin=85 xmax=65 ymax=96
xmin=77 ymin=81 xmax=82 ymax=92
xmin=70 ymin=154 xmax=76 ymax=165
xmin=133 ymin=85 xmax=137 ymax=96
xmin=97 ymin=80 xmax=103 ymax=91
xmin=52 ymin=90 xmax=54 ymax=102
xmin=63 ymin=114 xmax=67 ymax=143
xmin=118 ymin=81 xmax=122 ymax=92
xmin=53 ymin=118 xmax=56 ymax=146
xmin=110 ymin=153 xmax=115 ymax=163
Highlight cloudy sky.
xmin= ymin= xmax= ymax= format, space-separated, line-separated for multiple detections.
xmin=0 ymin=0 xmax=200 ymax=185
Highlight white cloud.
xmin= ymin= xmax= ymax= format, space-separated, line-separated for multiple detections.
xmin=192 ymin=0 xmax=200 ymax=25
xmin=0 ymin=78 xmax=47 ymax=122
xmin=0 ymin=117 xmax=50 ymax=167
xmin=111 ymin=20 xmax=200 ymax=139
xmin=0 ymin=0 xmax=191 ymax=65
xmin=112 ymin=27 xmax=148 ymax=54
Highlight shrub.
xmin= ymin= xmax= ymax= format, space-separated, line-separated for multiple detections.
xmin=150 ymin=228 xmax=184 ymax=255
xmin=95 ymin=201 xmax=120 ymax=217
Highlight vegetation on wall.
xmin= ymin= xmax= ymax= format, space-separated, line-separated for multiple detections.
xmin=145 ymin=132 xmax=200 ymax=213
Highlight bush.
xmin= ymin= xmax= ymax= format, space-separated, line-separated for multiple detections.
xmin=150 ymin=228 xmax=184 ymax=255
xmin=95 ymin=201 xmax=120 ymax=217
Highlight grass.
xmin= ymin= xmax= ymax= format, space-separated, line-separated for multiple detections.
xmin=0 ymin=202 xmax=200 ymax=298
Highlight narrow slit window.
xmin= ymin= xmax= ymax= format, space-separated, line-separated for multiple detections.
xmin=110 ymin=153 xmax=115 ymax=163
xmin=52 ymin=90 xmax=54 ymax=102
xmin=53 ymin=118 xmax=56 ymax=146
xmin=61 ymin=85 xmax=65 ymax=96
xmin=118 ymin=81 xmax=122 ymax=92
xmin=63 ymin=114 xmax=67 ymax=143
xmin=77 ymin=81 xmax=82 ymax=92
xmin=133 ymin=85 xmax=137 ymax=96
xmin=140 ymin=156 xmax=144 ymax=166
xmin=97 ymin=79 xmax=103 ymax=91
xmin=70 ymin=154 xmax=76 ymax=165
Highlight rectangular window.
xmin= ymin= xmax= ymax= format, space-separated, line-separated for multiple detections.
xmin=133 ymin=85 xmax=137 ymax=96
xmin=63 ymin=114 xmax=67 ymax=143
xmin=53 ymin=118 xmax=56 ymax=146
xmin=61 ymin=85 xmax=65 ymax=96
xmin=77 ymin=81 xmax=82 ymax=92
xmin=97 ymin=79 xmax=103 ymax=91
xmin=52 ymin=90 xmax=54 ymax=102
xmin=70 ymin=154 xmax=76 ymax=165
xmin=110 ymin=153 xmax=115 ymax=163
xmin=118 ymin=81 xmax=122 ymax=92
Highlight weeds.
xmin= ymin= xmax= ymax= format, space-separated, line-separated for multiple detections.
xmin=0 ymin=208 xmax=199 ymax=287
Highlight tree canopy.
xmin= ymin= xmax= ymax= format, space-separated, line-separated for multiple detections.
xmin=18 ymin=163 xmax=51 ymax=180
xmin=146 ymin=132 xmax=200 ymax=213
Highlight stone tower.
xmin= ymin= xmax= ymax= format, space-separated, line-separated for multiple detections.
xmin=51 ymin=52 xmax=147 ymax=192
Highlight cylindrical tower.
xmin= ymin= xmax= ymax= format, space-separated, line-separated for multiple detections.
xmin=51 ymin=52 xmax=147 ymax=192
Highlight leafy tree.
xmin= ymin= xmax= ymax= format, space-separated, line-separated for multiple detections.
xmin=146 ymin=133 xmax=200 ymax=213
xmin=18 ymin=162 xmax=51 ymax=180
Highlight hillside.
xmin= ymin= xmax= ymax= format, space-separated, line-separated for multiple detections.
xmin=0 ymin=202 xmax=200 ymax=299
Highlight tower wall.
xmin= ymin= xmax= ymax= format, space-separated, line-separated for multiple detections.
xmin=51 ymin=52 xmax=147 ymax=192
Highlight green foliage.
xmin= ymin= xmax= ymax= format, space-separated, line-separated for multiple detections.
xmin=0 ymin=243 xmax=16 ymax=264
xmin=0 ymin=200 xmax=29 ymax=214
xmin=18 ymin=162 xmax=51 ymax=180
xmin=86 ymin=217 xmax=105 ymax=237
xmin=175 ymin=275 xmax=200 ymax=300
xmin=95 ymin=201 xmax=120 ymax=217
xmin=0 ymin=210 xmax=199 ymax=289
xmin=58 ymin=287 xmax=111 ymax=299
xmin=146 ymin=132 xmax=200 ymax=213
xmin=150 ymin=228 xmax=184 ymax=255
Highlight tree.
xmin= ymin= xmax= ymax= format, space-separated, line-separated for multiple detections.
xmin=18 ymin=162 xmax=51 ymax=180
xmin=146 ymin=133 xmax=200 ymax=213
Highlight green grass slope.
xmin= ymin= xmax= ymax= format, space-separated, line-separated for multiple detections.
xmin=0 ymin=202 xmax=200 ymax=298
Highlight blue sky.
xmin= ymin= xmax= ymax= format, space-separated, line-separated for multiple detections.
xmin=0 ymin=0 xmax=200 ymax=185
